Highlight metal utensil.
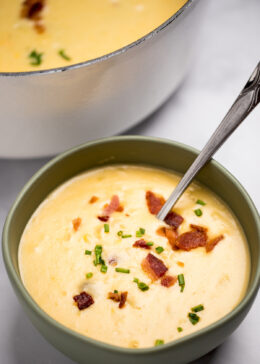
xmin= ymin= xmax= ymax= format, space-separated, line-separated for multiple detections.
xmin=157 ymin=62 xmax=260 ymax=221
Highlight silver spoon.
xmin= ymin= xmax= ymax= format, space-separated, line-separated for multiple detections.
xmin=157 ymin=62 xmax=260 ymax=221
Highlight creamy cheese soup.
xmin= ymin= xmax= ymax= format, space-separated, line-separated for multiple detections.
xmin=19 ymin=166 xmax=250 ymax=348
xmin=0 ymin=0 xmax=187 ymax=72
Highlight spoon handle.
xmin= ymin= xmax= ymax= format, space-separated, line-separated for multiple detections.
xmin=157 ymin=62 xmax=260 ymax=221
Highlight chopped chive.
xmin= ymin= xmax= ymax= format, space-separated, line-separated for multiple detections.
xmin=178 ymin=274 xmax=185 ymax=292
xmin=122 ymin=234 xmax=132 ymax=238
xmin=133 ymin=278 xmax=149 ymax=291
xmin=58 ymin=49 xmax=71 ymax=61
xmin=117 ymin=230 xmax=132 ymax=238
xmin=93 ymin=245 xmax=105 ymax=266
xmin=114 ymin=290 xmax=118 ymax=294
xmin=85 ymin=250 xmax=92 ymax=255
xmin=196 ymin=199 xmax=206 ymax=206
xmin=155 ymin=246 xmax=164 ymax=254
xmin=136 ymin=227 xmax=145 ymax=237
xmin=115 ymin=267 xmax=130 ymax=274
xmin=29 ymin=50 xmax=43 ymax=66
xmin=194 ymin=208 xmax=203 ymax=217
xmin=101 ymin=265 xmax=107 ymax=273
xmin=86 ymin=272 xmax=93 ymax=279
xmin=154 ymin=339 xmax=164 ymax=346
xmin=104 ymin=223 xmax=109 ymax=233
xmin=191 ymin=304 xmax=204 ymax=313
xmin=188 ymin=312 xmax=200 ymax=325
xmin=117 ymin=230 xmax=123 ymax=236
xmin=177 ymin=327 xmax=183 ymax=332
xmin=146 ymin=242 xmax=154 ymax=246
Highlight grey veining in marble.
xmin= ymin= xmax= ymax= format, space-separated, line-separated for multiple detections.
xmin=0 ymin=0 xmax=259 ymax=363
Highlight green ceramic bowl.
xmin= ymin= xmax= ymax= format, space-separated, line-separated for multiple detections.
xmin=2 ymin=136 xmax=260 ymax=364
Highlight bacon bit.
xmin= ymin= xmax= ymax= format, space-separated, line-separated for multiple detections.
xmin=108 ymin=256 xmax=118 ymax=266
xmin=206 ymin=235 xmax=224 ymax=252
xmin=73 ymin=292 xmax=94 ymax=310
xmin=133 ymin=239 xmax=151 ymax=250
xmin=177 ymin=261 xmax=185 ymax=267
xmin=141 ymin=253 xmax=168 ymax=281
xmin=161 ymin=275 xmax=177 ymax=287
xmin=89 ymin=196 xmax=99 ymax=204
xmin=175 ymin=228 xmax=207 ymax=251
xmin=119 ymin=291 xmax=128 ymax=309
xmin=146 ymin=191 xmax=165 ymax=215
xmin=98 ymin=195 xmax=123 ymax=221
xmin=97 ymin=215 xmax=109 ymax=222
xmin=164 ymin=211 xmax=184 ymax=229
xmin=108 ymin=291 xmax=128 ymax=309
xmin=21 ymin=0 xmax=46 ymax=33
xmin=72 ymin=217 xmax=81 ymax=231
xmin=156 ymin=226 xmax=178 ymax=250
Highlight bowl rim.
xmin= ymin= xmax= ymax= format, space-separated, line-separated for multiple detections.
xmin=2 ymin=135 xmax=260 ymax=355
xmin=0 ymin=0 xmax=195 ymax=78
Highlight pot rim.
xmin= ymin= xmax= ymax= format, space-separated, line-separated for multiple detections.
xmin=0 ymin=0 xmax=195 ymax=78
xmin=2 ymin=135 xmax=260 ymax=355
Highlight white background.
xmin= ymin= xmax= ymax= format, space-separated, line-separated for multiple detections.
xmin=0 ymin=0 xmax=259 ymax=362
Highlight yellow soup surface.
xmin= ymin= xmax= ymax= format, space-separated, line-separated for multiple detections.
xmin=0 ymin=0 xmax=187 ymax=72
xmin=19 ymin=165 xmax=250 ymax=348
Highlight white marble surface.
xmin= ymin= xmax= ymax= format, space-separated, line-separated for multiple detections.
xmin=0 ymin=0 xmax=259 ymax=363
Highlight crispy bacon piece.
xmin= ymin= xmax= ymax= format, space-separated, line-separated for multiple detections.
xmin=141 ymin=253 xmax=168 ymax=281
xmin=156 ymin=226 xmax=178 ymax=250
xmin=161 ymin=275 xmax=177 ymax=287
xmin=72 ymin=217 xmax=81 ymax=231
xmin=89 ymin=196 xmax=99 ymax=204
xmin=206 ymin=235 xmax=224 ymax=252
xmin=133 ymin=239 xmax=151 ymax=250
xmin=73 ymin=292 xmax=94 ymax=310
xmin=146 ymin=191 xmax=165 ymax=215
xmin=119 ymin=292 xmax=128 ymax=309
xmin=97 ymin=215 xmax=109 ymax=222
xmin=175 ymin=224 xmax=208 ymax=251
xmin=98 ymin=195 xmax=122 ymax=221
xmin=164 ymin=211 xmax=184 ymax=229
xmin=108 ymin=291 xmax=128 ymax=309
xmin=21 ymin=0 xmax=46 ymax=33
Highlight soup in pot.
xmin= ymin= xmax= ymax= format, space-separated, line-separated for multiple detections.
xmin=0 ymin=0 xmax=187 ymax=72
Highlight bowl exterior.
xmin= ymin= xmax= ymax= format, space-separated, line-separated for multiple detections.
xmin=2 ymin=137 xmax=260 ymax=363
xmin=0 ymin=0 xmax=206 ymax=158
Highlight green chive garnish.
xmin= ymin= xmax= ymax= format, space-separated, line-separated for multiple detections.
xmin=85 ymin=250 xmax=92 ymax=255
xmin=133 ymin=278 xmax=149 ymax=291
xmin=194 ymin=208 xmax=203 ymax=217
xmin=86 ymin=272 xmax=93 ymax=279
xmin=154 ymin=339 xmax=164 ymax=346
xmin=114 ymin=290 xmax=118 ymax=294
xmin=58 ymin=49 xmax=71 ymax=61
xmin=177 ymin=327 xmax=183 ymax=332
xmin=117 ymin=230 xmax=132 ymax=238
xmin=191 ymin=304 xmax=204 ymax=313
xmin=146 ymin=242 xmax=154 ymax=246
xmin=136 ymin=227 xmax=145 ymax=237
xmin=93 ymin=245 xmax=105 ymax=266
xmin=104 ymin=223 xmax=109 ymax=233
xmin=188 ymin=312 xmax=200 ymax=325
xmin=115 ymin=267 xmax=130 ymax=274
xmin=178 ymin=274 xmax=185 ymax=292
xmin=101 ymin=265 xmax=107 ymax=273
xmin=155 ymin=246 xmax=164 ymax=254
xmin=196 ymin=199 xmax=206 ymax=206
xmin=29 ymin=50 xmax=43 ymax=66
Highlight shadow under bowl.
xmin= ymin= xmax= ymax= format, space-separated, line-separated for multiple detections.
xmin=2 ymin=136 xmax=260 ymax=364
